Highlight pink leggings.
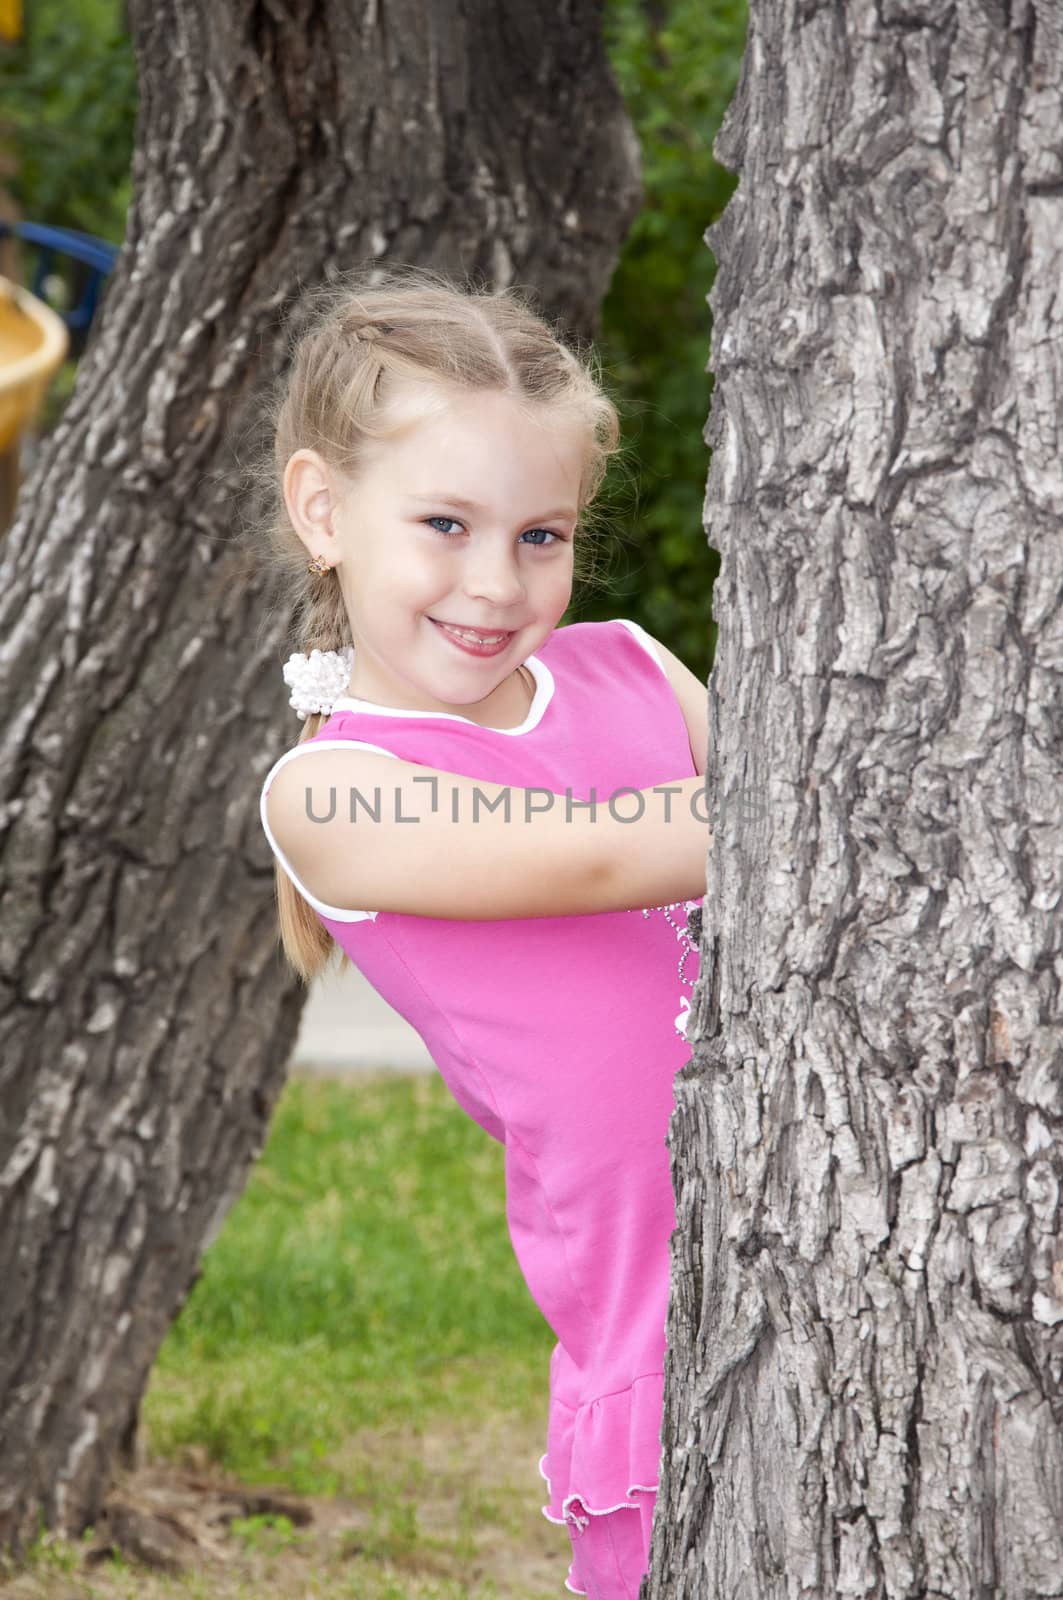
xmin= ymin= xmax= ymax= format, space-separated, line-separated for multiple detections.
xmin=564 ymin=1489 xmax=655 ymax=1599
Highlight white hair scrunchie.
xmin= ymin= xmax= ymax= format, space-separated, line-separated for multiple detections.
xmin=282 ymin=646 xmax=355 ymax=721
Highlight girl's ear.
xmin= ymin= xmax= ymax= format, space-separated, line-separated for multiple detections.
xmin=283 ymin=449 xmax=345 ymax=561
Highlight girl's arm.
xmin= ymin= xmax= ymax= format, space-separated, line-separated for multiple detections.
xmin=265 ymin=748 xmax=711 ymax=922
xmin=643 ymin=634 xmax=709 ymax=777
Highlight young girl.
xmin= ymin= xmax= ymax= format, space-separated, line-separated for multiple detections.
xmin=256 ymin=265 xmax=712 ymax=1599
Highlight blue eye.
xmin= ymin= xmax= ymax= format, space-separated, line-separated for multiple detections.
xmin=424 ymin=516 xmax=565 ymax=546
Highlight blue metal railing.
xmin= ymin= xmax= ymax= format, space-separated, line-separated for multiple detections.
xmin=0 ymin=220 xmax=119 ymax=336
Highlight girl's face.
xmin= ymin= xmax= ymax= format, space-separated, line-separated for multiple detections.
xmin=286 ymin=388 xmax=584 ymax=718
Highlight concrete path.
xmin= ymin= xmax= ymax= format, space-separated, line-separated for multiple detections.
xmin=292 ymin=961 xmax=435 ymax=1074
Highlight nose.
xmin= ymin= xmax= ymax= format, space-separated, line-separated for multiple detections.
xmin=462 ymin=542 xmax=526 ymax=609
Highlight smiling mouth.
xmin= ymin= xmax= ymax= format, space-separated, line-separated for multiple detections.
xmin=430 ymin=619 xmax=515 ymax=644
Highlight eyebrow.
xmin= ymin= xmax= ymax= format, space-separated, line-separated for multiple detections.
xmin=407 ymin=493 xmax=577 ymax=521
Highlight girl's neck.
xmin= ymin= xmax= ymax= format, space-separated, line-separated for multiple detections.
xmin=345 ymin=661 xmax=536 ymax=729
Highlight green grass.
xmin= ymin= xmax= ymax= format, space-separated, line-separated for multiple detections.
xmin=3 ymin=1072 xmax=570 ymax=1600
xmin=144 ymin=1071 xmax=554 ymax=1497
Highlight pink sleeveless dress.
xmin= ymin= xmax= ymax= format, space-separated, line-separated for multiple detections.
xmin=259 ymin=618 xmax=702 ymax=1593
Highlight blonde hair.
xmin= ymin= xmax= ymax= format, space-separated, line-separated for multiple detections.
xmin=252 ymin=262 xmax=626 ymax=985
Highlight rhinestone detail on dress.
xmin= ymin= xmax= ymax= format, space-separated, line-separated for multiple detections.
xmin=636 ymin=896 xmax=703 ymax=1038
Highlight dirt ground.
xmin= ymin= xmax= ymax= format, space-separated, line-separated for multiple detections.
xmin=0 ymin=1407 xmax=573 ymax=1600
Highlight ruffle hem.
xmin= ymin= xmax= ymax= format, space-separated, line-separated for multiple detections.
xmin=538 ymin=1370 xmax=662 ymax=1596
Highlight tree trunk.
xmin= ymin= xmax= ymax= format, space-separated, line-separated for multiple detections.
xmin=648 ymin=4 xmax=1063 ymax=1597
xmin=0 ymin=0 xmax=641 ymax=1555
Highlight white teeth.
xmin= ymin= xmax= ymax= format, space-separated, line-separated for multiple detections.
xmin=438 ymin=622 xmax=509 ymax=645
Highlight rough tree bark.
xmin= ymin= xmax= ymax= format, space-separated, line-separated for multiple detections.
xmin=0 ymin=0 xmax=641 ymax=1555
xmin=648 ymin=4 xmax=1063 ymax=1597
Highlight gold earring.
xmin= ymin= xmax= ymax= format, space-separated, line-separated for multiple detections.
xmin=307 ymin=553 xmax=331 ymax=577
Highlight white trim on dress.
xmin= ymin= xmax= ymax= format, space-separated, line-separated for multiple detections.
xmin=614 ymin=616 xmax=666 ymax=672
xmin=330 ymin=650 xmax=555 ymax=735
xmin=259 ymin=740 xmax=400 ymax=921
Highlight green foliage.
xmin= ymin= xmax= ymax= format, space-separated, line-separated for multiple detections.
xmin=2 ymin=0 xmax=749 ymax=681
xmin=0 ymin=0 xmax=135 ymax=241
xmin=569 ymin=0 xmax=748 ymax=683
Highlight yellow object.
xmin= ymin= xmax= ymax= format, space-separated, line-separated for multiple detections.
xmin=0 ymin=0 xmax=21 ymax=42
xmin=0 ymin=275 xmax=69 ymax=453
